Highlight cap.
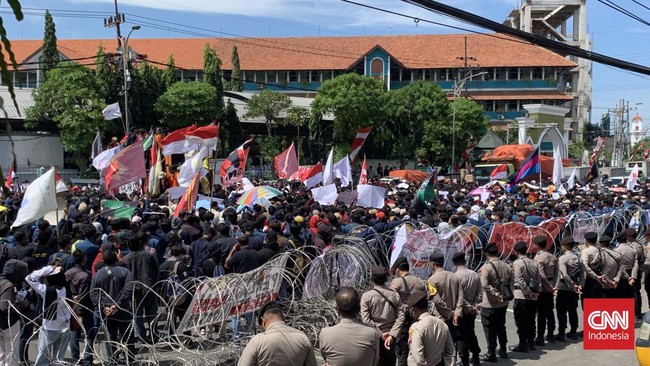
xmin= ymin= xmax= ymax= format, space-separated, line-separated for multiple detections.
xmin=451 ymin=252 xmax=466 ymax=263
xmin=1 ymin=259 xmax=28 ymax=278
xmin=391 ymin=257 xmax=408 ymax=270
xmin=429 ymin=252 xmax=444 ymax=265
xmin=376 ymin=211 xmax=386 ymax=220
xmin=560 ymin=236 xmax=576 ymax=246
xmin=514 ymin=241 xmax=528 ymax=254
xmin=406 ymin=290 xmax=428 ymax=307
xmin=624 ymin=228 xmax=637 ymax=237
xmin=584 ymin=232 xmax=598 ymax=242
xmin=484 ymin=243 xmax=499 ymax=255
xmin=533 ymin=235 xmax=547 ymax=248
xmin=294 ymin=215 xmax=304 ymax=223
xmin=258 ymin=301 xmax=283 ymax=325
xmin=599 ymin=235 xmax=612 ymax=244
xmin=371 ymin=266 xmax=387 ymax=276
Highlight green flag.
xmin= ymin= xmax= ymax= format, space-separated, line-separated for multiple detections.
xmin=113 ymin=206 xmax=136 ymax=219
xmin=142 ymin=133 xmax=153 ymax=151
xmin=103 ymin=200 xmax=124 ymax=209
xmin=416 ymin=170 xmax=437 ymax=205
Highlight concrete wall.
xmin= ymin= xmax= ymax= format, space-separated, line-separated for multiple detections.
xmin=0 ymin=133 xmax=64 ymax=171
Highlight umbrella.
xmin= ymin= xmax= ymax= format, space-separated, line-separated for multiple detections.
xmin=236 ymin=186 xmax=283 ymax=206
xmin=469 ymin=188 xmax=493 ymax=197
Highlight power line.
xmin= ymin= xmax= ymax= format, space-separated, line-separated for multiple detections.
xmin=595 ymin=0 xmax=650 ymax=27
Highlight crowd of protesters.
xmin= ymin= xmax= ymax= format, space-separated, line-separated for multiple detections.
xmin=0 ymin=167 xmax=647 ymax=366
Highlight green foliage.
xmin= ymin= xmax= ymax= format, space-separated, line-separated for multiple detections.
xmin=257 ymin=136 xmax=283 ymax=166
xmin=26 ymin=62 xmax=105 ymax=155
xmin=244 ymin=90 xmax=292 ymax=136
xmin=0 ymin=1 xmax=25 ymax=113
xmin=311 ymin=73 xmax=386 ymax=150
xmin=283 ymin=106 xmax=310 ymax=129
xmin=95 ymin=45 xmax=120 ymax=102
xmin=155 ymin=81 xmax=218 ymax=129
xmin=162 ymin=54 xmax=177 ymax=89
xmin=583 ymin=122 xmax=605 ymax=148
xmin=219 ymin=98 xmax=244 ymax=155
xmin=385 ymin=81 xmax=449 ymax=166
xmin=230 ymin=45 xmax=243 ymax=92
xmin=420 ymin=97 xmax=487 ymax=167
xmin=568 ymin=141 xmax=586 ymax=160
xmin=41 ymin=10 xmax=58 ymax=79
xmin=203 ymin=44 xmax=225 ymax=115
xmin=130 ymin=62 xmax=166 ymax=129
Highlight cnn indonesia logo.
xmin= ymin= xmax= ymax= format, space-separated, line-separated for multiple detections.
xmin=584 ymin=299 xmax=634 ymax=350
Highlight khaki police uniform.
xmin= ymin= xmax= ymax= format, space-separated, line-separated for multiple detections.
xmin=615 ymin=242 xmax=638 ymax=298
xmin=512 ymin=256 xmax=542 ymax=349
xmin=479 ymin=258 xmax=514 ymax=355
xmin=319 ymin=318 xmax=380 ymax=366
xmin=580 ymin=245 xmax=604 ymax=299
xmin=629 ymin=239 xmax=645 ymax=317
xmin=455 ymin=267 xmax=482 ymax=365
xmin=407 ymin=312 xmax=455 ymax=366
xmin=237 ymin=321 xmax=317 ymax=366
xmin=427 ymin=269 xmax=464 ymax=321
xmin=555 ymin=249 xmax=585 ymax=337
xmin=600 ymin=246 xmax=623 ymax=298
xmin=534 ymin=249 xmax=557 ymax=341
xmin=390 ymin=274 xmax=427 ymax=366
xmin=361 ymin=285 xmax=405 ymax=366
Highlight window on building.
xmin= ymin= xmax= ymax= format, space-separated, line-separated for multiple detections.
xmin=390 ymin=64 xmax=401 ymax=81
xmin=495 ymin=68 xmax=506 ymax=80
xmin=15 ymin=72 xmax=27 ymax=88
xmin=484 ymin=68 xmax=495 ymax=81
xmin=507 ymin=100 xmax=518 ymax=111
xmin=351 ymin=60 xmax=364 ymax=75
xmin=288 ymin=71 xmax=298 ymax=82
xmin=370 ymin=58 xmax=384 ymax=76
xmin=545 ymin=67 xmax=555 ymax=80
xmin=255 ymin=71 xmax=266 ymax=83
xmin=402 ymin=69 xmax=412 ymax=82
xmin=508 ymin=67 xmax=519 ymax=80
xmin=333 ymin=70 xmax=344 ymax=78
xmin=309 ymin=71 xmax=320 ymax=82
xmin=27 ymin=71 xmax=37 ymax=87
xmin=520 ymin=68 xmax=531 ymax=80
xmin=424 ymin=69 xmax=434 ymax=80
xmin=439 ymin=69 xmax=450 ymax=81
xmin=266 ymin=71 xmax=277 ymax=83
xmin=298 ymin=71 xmax=309 ymax=82
xmin=484 ymin=100 xmax=495 ymax=111
xmin=532 ymin=67 xmax=543 ymax=80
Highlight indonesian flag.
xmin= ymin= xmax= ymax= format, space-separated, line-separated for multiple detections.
xmin=54 ymin=170 xmax=68 ymax=193
xmin=105 ymin=141 xmax=147 ymax=193
xmin=301 ymin=162 xmax=323 ymax=189
xmin=148 ymin=136 xmax=163 ymax=195
xmin=490 ymin=164 xmax=509 ymax=180
xmin=290 ymin=166 xmax=310 ymax=181
xmin=162 ymin=124 xmax=219 ymax=156
xmin=219 ymin=138 xmax=253 ymax=186
xmin=359 ymin=155 xmax=368 ymax=185
xmin=173 ymin=171 xmax=201 ymax=217
xmin=628 ymin=163 xmax=640 ymax=191
xmin=349 ymin=126 xmax=372 ymax=164
xmin=274 ymin=142 xmax=299 ymax=179
xmin=5 ymin=165 xmax=14 ymax=189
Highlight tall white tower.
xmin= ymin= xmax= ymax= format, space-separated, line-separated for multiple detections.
xmin=631 ymin=113 xmax=644 ymax=146
xmin=503 ymin=0 xmax=592 ymax=142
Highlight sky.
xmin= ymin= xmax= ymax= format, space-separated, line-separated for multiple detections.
xmin=0 ymin=0 xmax=648 ymax=130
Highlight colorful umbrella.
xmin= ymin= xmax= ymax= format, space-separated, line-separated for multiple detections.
xmin=236 ymin=186 xmax=283 ymax=206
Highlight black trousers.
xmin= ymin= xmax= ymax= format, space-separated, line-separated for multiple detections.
xmin=635 ymin=277 xmax=643 ymax=317
xmin=582 ymin=277 xmax=603 ymax=308
xmin=457 ymin=313 xmax=481 ymax=364
xmin=378 ymin=337 xmax=396 ymax=366
xmin=644 ymin=266 xmax=650 ymax=309
xmin=395 ymin=320 xmax=412 ymax=366
xmin=556 ymin=290 xmax=579 ymax=335
xmin=513 ymin=299 xmax=537 ymax=348
xmin=536 ymin=291 xmax=555 ymax=339
xmin=481 ymin=306 xmax=508 ymax=354
xmin=616 ymin=278 xmax=634 ymax=298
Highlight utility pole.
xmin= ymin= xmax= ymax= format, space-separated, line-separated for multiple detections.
xmin=610 ymin=99 xmax=629 ymax=167
xmin=456 ymin=36 xmax=478 ymax=90
xmin=104 ymin=0 xmax=124 ymax=47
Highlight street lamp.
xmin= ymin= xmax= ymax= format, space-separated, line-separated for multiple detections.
xmin=451 ymin=71 xmax=487 ymax=173
xmin=122 ymin=25 xmax=140 ymax=134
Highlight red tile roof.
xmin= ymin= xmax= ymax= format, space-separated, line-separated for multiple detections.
xmin=8 ymin=33 xmax=576 ymax=72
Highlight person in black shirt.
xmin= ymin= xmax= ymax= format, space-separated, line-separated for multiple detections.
xmin=203 ymin=223 xmax=236 ymax=277
xmin=259 ymin=231 xmax=283 ymax=265
xmin=32 ymin=233 xmax=55 ymax=269
xmin=8 ymin=231 xmax=33 ymax=261
xmin=159 ymin=245 xmax=191 ymax=330
xmin=190 ymin=228 xmax=214 ymax=277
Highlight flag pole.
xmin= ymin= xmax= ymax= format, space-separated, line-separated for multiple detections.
xmin=52 ymin=170 xmax=60 ymax=240
xmin=210 ymin=139 xmax=218 ymax=201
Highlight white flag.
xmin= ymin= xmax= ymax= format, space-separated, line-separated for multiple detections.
xmin=92 ymin=145 xmax=122 ymax=171
xmin=552 ymin=144 xmax=564 ymax=187
xmin=323 ymin=148 xmax=334 ymax=185
xmin=12 ymin=168 xmax=57 ymax=228
xmin=311 ymin=183 xmax=338 ymax=205
xmin=333 ymin=155 xmax=352 ymax=187
xmin=357 ymin=184 xmax=385 ymax=209
xmin=566 ymin=168 xmax=576 ymax=190
xmin=177 ymin=146 xmax=209 ymax=187
xmin=102 ymin=102 xmax=122 ymax=120
xmin=628 ymin=164 xmax=639 ymax=191
xmin=91 ymin=130 xmax=103 ymax=159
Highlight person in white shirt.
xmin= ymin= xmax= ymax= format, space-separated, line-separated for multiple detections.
xmin=25 ymin=265 xmax=72 ymax=366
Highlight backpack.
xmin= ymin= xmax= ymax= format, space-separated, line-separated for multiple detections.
xmin=165 ymin=262 xmax=187 ymax=307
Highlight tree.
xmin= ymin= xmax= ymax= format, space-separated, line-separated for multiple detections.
xmin=219 ymin=98 xmax=243 ymax=155
xmin=420 ymin=97 xmax=488 ymax=167
xmin=283 ymin=106 xmax=311 ymax=160
xmin=41 ymin=10 xmax=58 ymax=79
xmin=311 ymin=73 xmax=386 ymax=150
xmin=230 ymin=45 xmax=244 ymax=92
xmin=155 ymin=81 xmax=218 ymax=129
xmin=244 ymin=90 xmax=292 ymax=136
xmin=385 ymin=81 xmax=449 ymax=167
xmin=26 ymin=62 xmax=105 ymax=167
xmin=162 ymin=54 xmax=177 ymax=89
xmin=130 ymin=62 xmax=166 ymax=129
xmin=203 ymin=44 xmax=225 ymax=115
xmin=584 ymin=122 xmax=605 ymax=148
xmin=0 ymin=2 xmax=25 ymax=113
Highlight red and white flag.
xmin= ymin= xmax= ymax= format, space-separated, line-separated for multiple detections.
xmin=301 ymin=162 xmax=323 ymax=189
xmin=5 ymin=165 xmax=14 ymax=189
xmin=359 ymin=155 xmax=368 ymax=185
xmin=349 ymin=126 xmax=372 ymax=164
xmin=54 ymin=170 xmax=68 ymax=193
xmin=162 ymin=124 xmax=219 ymax=156
xmin=490 ymin=164 xmax=509 ymax=180
xmin=105 ymin=141 xmax=147 ymax=192
xmin=290 ymin=166 xmax=310 ymax=181
xmin=274 ymin=142 xmax=299 ymax=179
xmin=219 ymin=138 xmax=253 ymax=186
